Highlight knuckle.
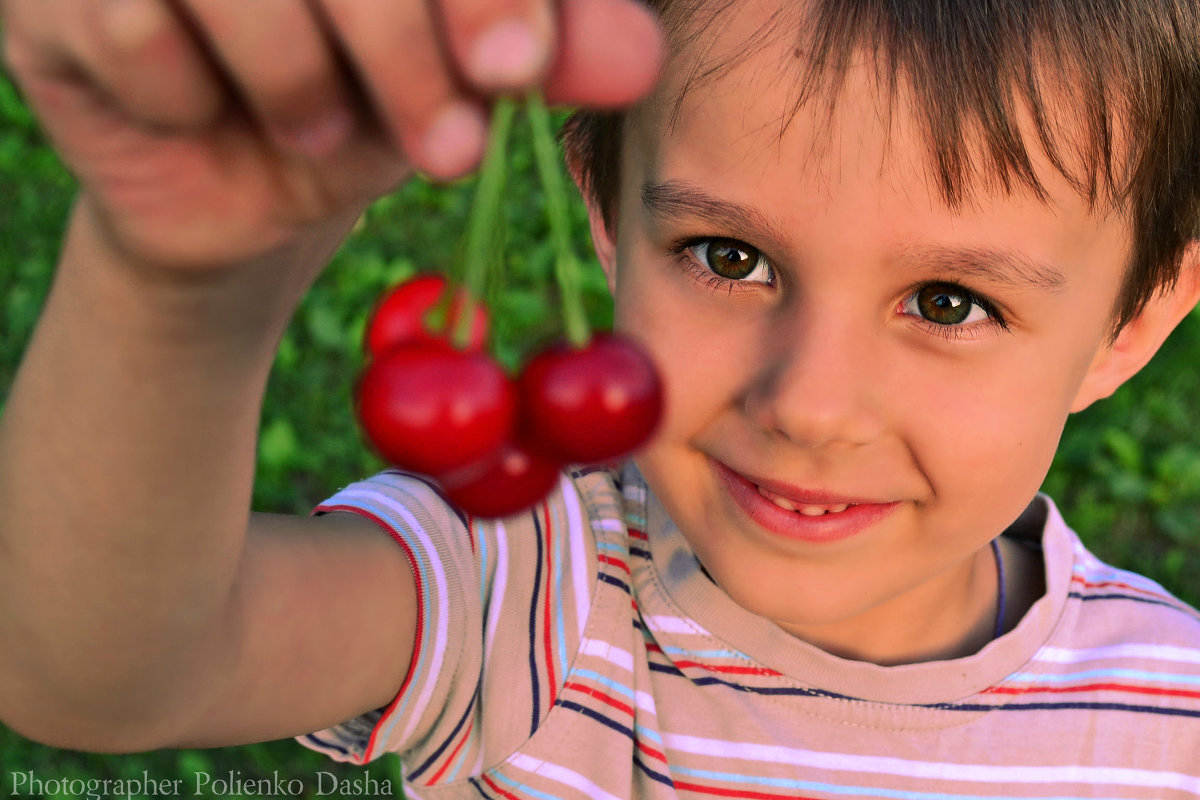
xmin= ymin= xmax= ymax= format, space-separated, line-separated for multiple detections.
xmin=2 ymin=30 xmax=34 ymax=77
xmin=132 ymin=72 xmax=222 ymax=129
xmin=251 ymin=53 xmax=337 ymax=121
xmin=178 ymin=0 xmax=238 ymax=42
xmin=3 ymin=3 xmax=73 ymax=80
xmin=98 ymin=0 xmax=174 ymax=57
xmin=188 ymin=1 xmax=339 ymax=122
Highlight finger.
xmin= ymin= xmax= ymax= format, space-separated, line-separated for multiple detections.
xmin=317 ymin=0 xmax=487 ymax=180
xmin=543 ymin=0 xmax=664 ymax=109
xmin=433 ymin=0 xmax=554 ymax=91
xmin=174 ymin=0 xmax=355 ymax=156
xmin=84 ymin=0 xmax=224 ymax=128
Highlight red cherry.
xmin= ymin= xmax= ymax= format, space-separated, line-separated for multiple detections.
xmin=364 ymin=274 xmax=488 ymax=358
xmin=442 ymin=442 xmax=563 ymax=519
xmin=519 ymin=333 xmax=664 ymax=464
xmin=356 ymin=343 xmax=515 ymax=475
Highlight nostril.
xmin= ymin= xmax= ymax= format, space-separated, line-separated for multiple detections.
xmin=741 ymin=352 xmax=885 ymax=449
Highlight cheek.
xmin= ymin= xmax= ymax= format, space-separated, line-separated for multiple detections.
xmin=901 ymin=345 xmax=1077 ymax=514
xmin=612 ymin=256 xmax=763 ymax=436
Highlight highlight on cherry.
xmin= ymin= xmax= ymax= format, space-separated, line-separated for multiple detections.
xmin=363 ymin=274 xmax=488 ymax=358
xmin=354 ymin=95 xmax=663 ymax=519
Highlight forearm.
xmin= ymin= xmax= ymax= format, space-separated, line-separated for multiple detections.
xmin=0 ymin=196 xmax=359 ymax=736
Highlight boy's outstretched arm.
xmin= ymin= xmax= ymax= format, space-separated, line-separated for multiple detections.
xmin=0 ymin=0 xmax=662 ymax=752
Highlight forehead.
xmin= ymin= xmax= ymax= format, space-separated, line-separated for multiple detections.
xmin=628 ymin=34 xmax=991 ymax=214
xmin=637 ymin=0 xmax=1131 ymax=218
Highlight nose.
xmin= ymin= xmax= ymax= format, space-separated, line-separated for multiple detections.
xmin=742 ymin=301 xmax=887 ymax=448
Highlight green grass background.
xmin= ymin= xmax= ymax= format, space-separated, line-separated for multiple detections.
xmin=2 ymin=62 xmax=1199 ymax=798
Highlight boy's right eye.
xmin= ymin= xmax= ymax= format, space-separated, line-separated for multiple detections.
xmin=684 ymin=237 xmax=775 ymax=285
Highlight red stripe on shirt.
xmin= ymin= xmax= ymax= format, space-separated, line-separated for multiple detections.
xmin=564 ymin=680 xmax=636 ymax=717
xmin=672 ymin=659 xmax=784 ymax=676
xmin=599 ymin=554 xmax=632 ymax=575
xmin=481 ymin=774 xmax=522 ymax=800
xmin=645 ymin=643 xmax=783 ymax=677
xmin=1070 ymin=574 xmax=1171 ymax=599
xmin=671 ymin=778 xmax=824 ymax=800
xmin=428 ymin=716 xmax=474 ymax=783
xmin=984 ymin=682 xmax=1200 ymax=700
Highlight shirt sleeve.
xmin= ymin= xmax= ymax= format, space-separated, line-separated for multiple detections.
xmin=296 ymin=470 xmax=484 ymax=768
xmin=295 ymin=466 xmax=608 ymax=787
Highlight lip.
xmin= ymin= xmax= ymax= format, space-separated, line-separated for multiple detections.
xmin=710 ymin=458 xmax=901 ymax=544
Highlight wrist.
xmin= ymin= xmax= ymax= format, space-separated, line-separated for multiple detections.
xmin=63 ymin=194 xmax=360 ymax=350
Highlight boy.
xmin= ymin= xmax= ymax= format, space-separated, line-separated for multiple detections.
xmin=1 ymin=0 xmax=1199 ymax=798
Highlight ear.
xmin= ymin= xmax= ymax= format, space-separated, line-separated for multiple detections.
xmin=562 ymin=144 xmax=619 ymax=293
xmin=1072 ymin=244 xmax=1200 ymax=412
xmin=584 ymin=196 xmax=619 ymax=294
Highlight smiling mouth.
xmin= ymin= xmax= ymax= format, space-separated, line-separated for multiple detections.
xmin=709 ymin=458 xmax=901 ymax=543
xmin=755 ymin=484 xmax=854 ymax=516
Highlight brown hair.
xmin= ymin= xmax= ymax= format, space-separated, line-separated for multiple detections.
xmin=562 ymin=0 xmax=1200 ymax=333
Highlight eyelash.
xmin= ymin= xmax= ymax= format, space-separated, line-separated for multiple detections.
xmin=899 ymin=283 xmax=1010 ymax=342
xmin=668 ymin=237 xmax=1009 ymax=341
xmin=667 ymin=237 xmax=776 ymax=294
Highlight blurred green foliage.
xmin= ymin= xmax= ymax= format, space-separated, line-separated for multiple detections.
xmin=2 ymin=55 xmax=1199 ymax=797
xmin=1042 ymin=311 xmax=1200 ymax=594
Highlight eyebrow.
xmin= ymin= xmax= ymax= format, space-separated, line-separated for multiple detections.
xmin=643 ymin=180 xmax=1068 ymax=293
xmin=641 ymin=180 xmax=792 ymax=255
xmin=895 ymin=245 xmax=1068 ymax=293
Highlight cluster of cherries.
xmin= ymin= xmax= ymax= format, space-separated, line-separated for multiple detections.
xmin=354 ymin=97 xmax=663 ymax=519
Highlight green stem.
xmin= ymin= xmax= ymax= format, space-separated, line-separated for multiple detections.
xmin=526 ymin=92 xmax=590 ymax=348
xmin=453 ymin=97 xmax=519 ymax=348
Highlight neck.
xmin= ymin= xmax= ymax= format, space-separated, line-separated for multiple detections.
xmin=777 ymin=543 xmax=1002 ymax=666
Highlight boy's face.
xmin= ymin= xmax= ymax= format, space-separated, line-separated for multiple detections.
xmin=591 ymin=4 xmax=1147 ymax=661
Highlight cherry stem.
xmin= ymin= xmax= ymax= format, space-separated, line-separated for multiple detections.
xmin=526 ymin=92 xmax=590 ymax=349
xmin=453 ymin=96 xmax=518 ymax=349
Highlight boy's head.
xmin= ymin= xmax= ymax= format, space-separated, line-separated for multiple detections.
xmin=560 ymin=0 xmax=1200 ymax=663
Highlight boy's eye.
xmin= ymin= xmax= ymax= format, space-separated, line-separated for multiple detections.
xmin=903 ymin=283 xmax=992 ymax=325
xmin=688 ymin=238 xmax=774 ymax=284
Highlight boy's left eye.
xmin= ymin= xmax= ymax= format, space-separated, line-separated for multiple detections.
xmin=902 ymin=283 xmax=994 ymax=326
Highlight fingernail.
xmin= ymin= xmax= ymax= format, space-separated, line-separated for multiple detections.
xmin=275 ymin=107 xmax=354 ymax=157
xmin=467 ymin=18 xmax=548 ymax=88
xmin=421 ymin=102 xmax=488 ymax=179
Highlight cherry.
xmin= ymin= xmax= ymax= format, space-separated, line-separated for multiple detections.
xmin=364 ymin=274 xmax=488 ymax=358
xmin=519 ymin=333 xmax=664 ymax=464
xmin=353 ymin=98 xmax=660 ymax=521
xmin=442 ymin=441 xmax=563 ymax=518
xmin=356 ymin=343 xmax=515 ymax=475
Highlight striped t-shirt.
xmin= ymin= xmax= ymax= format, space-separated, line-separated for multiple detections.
xmin=299 ymin=463 xmax=1200 ymax=799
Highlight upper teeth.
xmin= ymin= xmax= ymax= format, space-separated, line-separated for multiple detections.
xmin=757 ymin=485 xmax=850 ymax=515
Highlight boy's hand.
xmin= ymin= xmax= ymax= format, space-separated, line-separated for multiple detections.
xmin=0 ymin=1 xmax=662 ymax=749
xmin=0 ymin=0 xmax=662 ymax=271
